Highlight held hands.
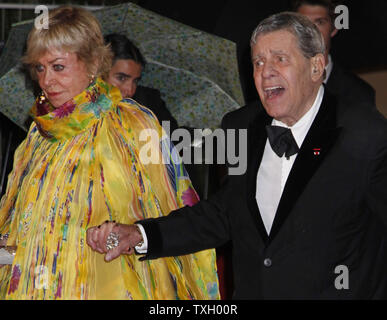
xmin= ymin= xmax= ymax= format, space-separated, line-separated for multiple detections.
xmin=86 ymin=221 xmax=143 ymax=262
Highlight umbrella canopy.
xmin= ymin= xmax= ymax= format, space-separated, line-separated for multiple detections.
xmin=0 ymin=2 xmax=244 ymax=130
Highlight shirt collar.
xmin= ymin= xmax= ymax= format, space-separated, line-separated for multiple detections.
xmin=272 ymin=85 xmax=324 ymax=148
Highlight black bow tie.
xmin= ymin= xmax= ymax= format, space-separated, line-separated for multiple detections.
xmin=265 ymin=125 xmax=299 ymax=159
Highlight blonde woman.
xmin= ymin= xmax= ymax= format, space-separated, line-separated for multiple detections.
xmin=0 ymin=6 xmax=219 ymax=300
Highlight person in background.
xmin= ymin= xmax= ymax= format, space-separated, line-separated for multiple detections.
xmin=105 ymin=33 xmax=178 ymax=133
xmin=291 ymin=0 xmax=376 ymax=105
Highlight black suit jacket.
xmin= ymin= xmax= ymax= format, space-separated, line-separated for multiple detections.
xmin=139 ymin=89 xmax=387 ymax=299
xmin=133 ymin=85 xmax=178 ymax=133
xmin=326 ymin=61 xmax=376 ymax=106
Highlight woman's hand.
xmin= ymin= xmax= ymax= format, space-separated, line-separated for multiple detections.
xmin=86 ymin=221 xmax=144 ymax=262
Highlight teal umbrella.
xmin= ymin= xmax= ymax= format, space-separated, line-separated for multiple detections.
xmin=0 ymin=2 xmax=245 ymax=130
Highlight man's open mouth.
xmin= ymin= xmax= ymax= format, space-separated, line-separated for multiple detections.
xmin=264 ymin=86 xmax=285 ymax=99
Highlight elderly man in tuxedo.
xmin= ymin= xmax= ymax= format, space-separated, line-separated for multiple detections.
xmin=87 ymin=12 xmax=387 ymax=299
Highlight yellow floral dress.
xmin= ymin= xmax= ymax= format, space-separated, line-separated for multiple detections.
xmin=0 ymin=78 xmax=219 ymax=300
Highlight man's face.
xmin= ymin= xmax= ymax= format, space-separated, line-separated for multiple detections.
xmin=252 ymin=29 xmax=324 ymax=126
xmin=297 ymin=4 xmax=338 ymax=58
xmin=107 ymin=59 xmax=142 ymax=98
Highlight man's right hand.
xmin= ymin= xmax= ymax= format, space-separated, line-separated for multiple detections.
xmin=86 ymin=222 xmax=144 ymax=262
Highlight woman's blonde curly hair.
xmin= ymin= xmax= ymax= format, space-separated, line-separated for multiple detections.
xmin=23 ymin=6 xmax=112 ymax=81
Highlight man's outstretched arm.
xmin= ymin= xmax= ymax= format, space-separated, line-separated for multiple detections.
xmin=87 ymin=184 xmax=231 ymax=261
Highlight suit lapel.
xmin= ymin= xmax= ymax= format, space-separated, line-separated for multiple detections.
xmin=246 ymin=110 xmax=272 ymax=244
xmin=268 ymin=90 xmax=342 ymax=242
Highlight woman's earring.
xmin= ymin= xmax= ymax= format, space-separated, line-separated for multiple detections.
xmin=89 ymin=74 xmax=95 ymax=84
xmin=38 ymin=91 xmax=46 ymax=104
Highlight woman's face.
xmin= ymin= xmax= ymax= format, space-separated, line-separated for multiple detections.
xmin=35 ymin=48 xmax=91 ymax=108
xmin=107 ymin=59 xmax=142 ymax=98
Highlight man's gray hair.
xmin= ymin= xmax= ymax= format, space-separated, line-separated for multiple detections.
xmin=250 ymin=12 xmax=325 ymax=59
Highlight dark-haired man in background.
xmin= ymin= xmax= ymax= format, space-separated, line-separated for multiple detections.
xmin=105 ymin=33 xmax=178 ymax=133
xmin=292 ymin=0 xmax=376 ymax=105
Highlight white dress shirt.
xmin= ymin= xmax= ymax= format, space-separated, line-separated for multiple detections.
xmin=134 ymin=223 xmax=148 ymax=254
xmin=256 ymin=85 xmax=324 ymax=234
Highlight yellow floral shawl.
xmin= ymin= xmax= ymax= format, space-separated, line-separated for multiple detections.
xmin=0 ymin=78 xmax=219 ymax=300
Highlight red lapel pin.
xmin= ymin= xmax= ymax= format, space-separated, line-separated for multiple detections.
xmin=313 ymin=148 xmax=321 ymax=156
